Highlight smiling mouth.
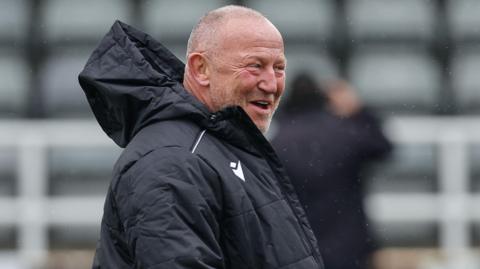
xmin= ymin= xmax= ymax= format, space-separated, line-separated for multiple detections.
xmin=251 ymin=101 xmax=271 ymax=110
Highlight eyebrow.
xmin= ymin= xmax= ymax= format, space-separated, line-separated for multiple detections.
xmin=242 ymin=54 xmax=286 ymax=64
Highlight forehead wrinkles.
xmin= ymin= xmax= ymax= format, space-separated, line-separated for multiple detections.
xmin=205 ymin=17 xmax=285 ymax=70
xmin=214 ymin=36 xmax=285 ymax=66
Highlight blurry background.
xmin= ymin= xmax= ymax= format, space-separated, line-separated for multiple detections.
xmin=1 ymin=0 xmax=480 ymax=268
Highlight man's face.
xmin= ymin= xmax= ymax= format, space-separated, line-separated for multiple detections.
xmin=206 ymin=18 xmax=286 ymax=133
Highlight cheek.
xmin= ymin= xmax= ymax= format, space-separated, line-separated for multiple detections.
xmin=236 ymin=71 xmax=259 ymax=91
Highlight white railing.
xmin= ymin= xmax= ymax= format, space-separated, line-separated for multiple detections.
xmin=0 ymin=120 xmax=113 ymax=269
xmin=1 ymin=117 xmax=480 ymax=268
xmin=370 ymin=116 xmax=480 ymax=268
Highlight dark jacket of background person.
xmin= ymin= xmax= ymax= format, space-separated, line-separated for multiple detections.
xmin=78 ymin=21 xmax=323 ymax=269
xmin=272 ymin=74 xmax=392 ymax=269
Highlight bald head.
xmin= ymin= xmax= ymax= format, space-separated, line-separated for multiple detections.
xmin=186 ymin=5 xmax=274 ymax=56
xmin=183 ymin=5 xmax=286 ymax=133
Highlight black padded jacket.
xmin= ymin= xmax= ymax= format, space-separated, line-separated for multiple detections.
xmin=79 ymin=21 xmax=323 ymax=269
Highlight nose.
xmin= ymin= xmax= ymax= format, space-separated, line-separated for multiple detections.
xmin=258 ymin=67 xmax=278 ymax=94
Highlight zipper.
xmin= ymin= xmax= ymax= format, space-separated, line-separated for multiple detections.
xmin=236 ymin=114 xmax=324 ymax=267
xmin=261 ymin=149 xmax=324 ymax=268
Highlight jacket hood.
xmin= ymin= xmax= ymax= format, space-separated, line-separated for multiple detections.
xmin=78 ymin=21 xmax=211 ymax=147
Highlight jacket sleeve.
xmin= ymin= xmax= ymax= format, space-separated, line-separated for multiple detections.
xmin=114 ymin=147 xmax=225 ymax=269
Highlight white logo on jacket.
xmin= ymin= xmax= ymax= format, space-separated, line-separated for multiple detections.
xmin=230 ymin=161 xmax=245 ymax=181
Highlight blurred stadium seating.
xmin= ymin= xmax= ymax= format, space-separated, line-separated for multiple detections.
xmin=0 ymin=0 xmax=28 ymax=44
xmin=451 ymin=45 xmax=480 ymax=113
xmin=345 ymin=0 xmax=436 ymax=43
xmin=42 ymin=0 xmax=131 ymax=42
xmin=284 ymin=45 xmax=339 ymax=83
xmin=249 ymin=0 xmax=334 ymax=42
xmin=0 ymin=51 xmax=28 ymax=117
xmin=349 ymin=45 xmax=441 ymax=114
xmin=447 ymin=0 xmax=480 ymax=42
xmin=39 ymin=47 xmax=94 ymax=117
xmin=1 ymin=1 xmax=480 ymax=269
xmin=144 ymin=0 xmax=226 ymax=42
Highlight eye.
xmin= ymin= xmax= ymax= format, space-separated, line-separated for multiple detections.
xmin=248 ymin=63 xmax=262 ymax=69
xmin=275 ymin=65 xmax=286 ymax=72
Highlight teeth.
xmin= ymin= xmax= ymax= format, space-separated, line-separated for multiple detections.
xmin=256 ymin=101 xmax=269 ymax=105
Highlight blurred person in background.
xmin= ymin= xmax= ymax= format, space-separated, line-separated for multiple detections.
xmin=79 ymin=5 xmax=323 ymax=269
xmin=272 ymin=73 xmax=393 ymax=269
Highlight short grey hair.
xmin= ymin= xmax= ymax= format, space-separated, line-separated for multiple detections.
xmin=186 ymin=5 xmax=267 ymax=57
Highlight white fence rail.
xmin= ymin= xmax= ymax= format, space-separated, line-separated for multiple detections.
xmin=1 ymin=117 xmax=480 ymax=268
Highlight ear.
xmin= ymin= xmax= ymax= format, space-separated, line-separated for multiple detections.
xmin=187 ymin=53 xmax=210 ymax=87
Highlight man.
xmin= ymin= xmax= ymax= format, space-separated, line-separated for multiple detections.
xmin=273 ymin=75 xmax=392 ymax=269
xmin=79 ymin=5 xmax=323 ymax=269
